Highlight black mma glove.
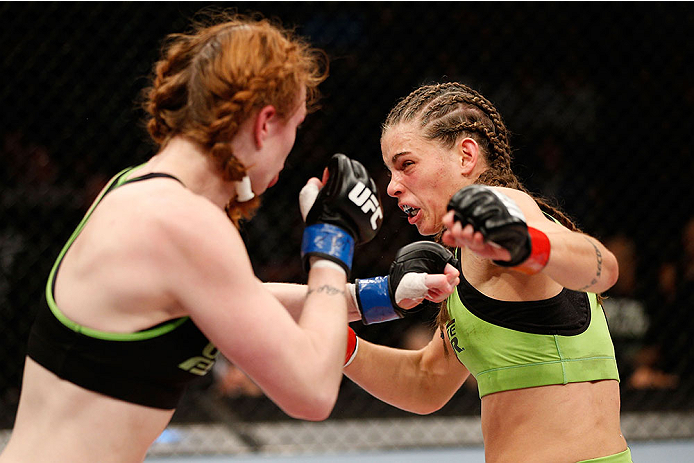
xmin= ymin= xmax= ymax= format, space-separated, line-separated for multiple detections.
xmin=300 ymin=153 xmax=383 ymax=275
xmin=353 ymin=241 xmax=459 ymax=324
xmin=447 ymin=185 xmax=550 ymax=275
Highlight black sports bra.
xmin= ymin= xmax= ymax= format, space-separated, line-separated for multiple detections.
xmin=27 ymin=167 xmax=218 ymax=409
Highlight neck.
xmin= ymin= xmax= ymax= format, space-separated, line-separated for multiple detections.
xmin=143 ymin=136 xmax=234 ymax=209
xmin=469 ymin=159 xmax=490 ymax=184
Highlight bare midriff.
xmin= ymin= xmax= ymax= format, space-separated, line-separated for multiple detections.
xmin=481 ymin=380 xmax=627 ymax=463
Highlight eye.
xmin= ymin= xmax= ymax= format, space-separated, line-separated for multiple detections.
xmin=399 ymin=159 xmax=415 ymax=171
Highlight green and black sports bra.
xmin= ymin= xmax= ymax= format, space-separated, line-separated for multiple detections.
xmin=27 ymin=167 xmax=218 ymax=409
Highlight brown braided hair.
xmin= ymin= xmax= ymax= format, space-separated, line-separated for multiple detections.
xmin=142 ymin=11 xmax=328 ymax=226
xmin=382 ymin=82 xmax=586 ymax=333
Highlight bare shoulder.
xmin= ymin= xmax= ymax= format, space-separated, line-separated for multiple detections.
xmin=487 ymin=186 xmax=571 ymax=235
xmin=489 ymin=186 xmax=544 ymax=218
xmin=144 ymin=189 xmax=247 ymax=267
xmin=146 ymin=188 xmax=232 ymax=238
xmin=123 ymin=185 xmax=262 ymax=314
xmin=490 ymin=186 xmax=535 ymax=206
xmin=99 ymin=182 xmax=249 ymax=275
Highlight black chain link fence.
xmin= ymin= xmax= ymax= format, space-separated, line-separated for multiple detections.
xmin=2 ymin=1 xmax=693 ymax=454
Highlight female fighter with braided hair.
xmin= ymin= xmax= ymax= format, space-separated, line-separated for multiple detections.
xmin=343 ymin=82 xmax=632 ymax=462
xmin=1 ymin=13 xmax=387 ymax=463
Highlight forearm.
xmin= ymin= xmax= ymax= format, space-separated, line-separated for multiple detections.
xmin=443 ymin=187 xmax=619 ymax=294
xmin=543 ymin=230 xmax=619 ymax=293
xmin=299 ymin=267 xmax=349 ymax=369
xmin=264 ymin=282 xmax=361 ymax=322
xmin=261 ymin=269 xmax=348 ymax=420
xmin=344 ymin=338 xmax=466 ymax=415
xmin=300 ymin=267 xmax=348 ymax=331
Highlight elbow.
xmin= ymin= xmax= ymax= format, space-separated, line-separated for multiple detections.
xmin=408 ymin=397 xmax=448 ymax=416
xmin=283 ymin=388 xmax=338 ymax=422
xmin=286 ymin=402 xmax=335 ymax=422
xmin=603 ymin=251 xmax=620 ymax=291
xmin=400 ymin=385 xmax=452 ymax=416
xmin=406 ymin=370 xmax=467 ymax=415
xmin=295 ymin=397 xmax=336 ymax=422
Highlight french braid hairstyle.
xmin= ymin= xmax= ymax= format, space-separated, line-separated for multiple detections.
xmin=143 ymin=11 xmax=328 ymax=226
xmin=382 ymin=82 xmax=586 ymax=332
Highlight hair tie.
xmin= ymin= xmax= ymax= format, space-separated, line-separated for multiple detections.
xmin=235 ymin=176 xmax=255 ymax=202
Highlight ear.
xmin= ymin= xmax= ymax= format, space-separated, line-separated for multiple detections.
xmin=458 ymin=137 xmax=479 ymax=175
xmin=253 ymin=105 xmax=278 ymax=149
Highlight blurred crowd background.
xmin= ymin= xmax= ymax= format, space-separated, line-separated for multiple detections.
xmin=1 ymin=1 xmax=693 ymax=453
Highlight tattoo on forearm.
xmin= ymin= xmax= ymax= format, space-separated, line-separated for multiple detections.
xmin=307 ymin=285 xmax=345 ymax=297
xmin=577 ymin=237 xmax=603 ymax=291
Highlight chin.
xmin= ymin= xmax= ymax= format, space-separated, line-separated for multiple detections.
xmin=415 ymin=223 xmax=441 ymax=237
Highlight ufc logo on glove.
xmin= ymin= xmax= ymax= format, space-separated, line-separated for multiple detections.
xmin=348 ymin=181 xmax=382 ymax=230
xmin=301 ymin=154 xmax=384 ymax=276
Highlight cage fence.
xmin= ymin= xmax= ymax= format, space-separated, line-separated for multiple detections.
xmin=1 ymin=1 xmax=693 ymax=457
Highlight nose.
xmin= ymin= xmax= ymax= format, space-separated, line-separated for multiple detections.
xmin=386 ymin=177 xmax=402 ymax=198
xmin=387 ymin=175 xmax=402 ymax=198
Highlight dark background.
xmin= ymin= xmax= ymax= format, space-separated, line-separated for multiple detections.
xmin=2 ymin=1 xmax=693 ymax=434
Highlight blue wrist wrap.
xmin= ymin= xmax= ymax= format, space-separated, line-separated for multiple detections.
xmin=355 ymin=276 xmax=401 ymax=324
xmin=301 ymin=223 xmax=355 ymax=274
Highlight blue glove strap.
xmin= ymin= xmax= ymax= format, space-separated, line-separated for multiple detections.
xmin=356 ymin=276 xmax=400 ymax=324
xmin=301 ymin=223 xmax=355 ymax=274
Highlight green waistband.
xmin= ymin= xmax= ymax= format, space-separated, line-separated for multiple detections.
xmin=477 ymin=356 xmax=619 ymax=397
xmin=579 ymin=448 xmax=632 ymax=463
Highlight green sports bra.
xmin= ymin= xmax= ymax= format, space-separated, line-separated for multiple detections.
xmin=445 ymin=266 xmax=619 ymax=398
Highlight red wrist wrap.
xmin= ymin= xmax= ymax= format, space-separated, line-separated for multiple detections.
xmin=344 ymin=327 xmax=359 ymax=366
xmin=514 ymin=226 xmax=551 ymax=275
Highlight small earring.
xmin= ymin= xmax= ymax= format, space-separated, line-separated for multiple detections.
xmin=235 ymin=176 xmax=255 ymax=202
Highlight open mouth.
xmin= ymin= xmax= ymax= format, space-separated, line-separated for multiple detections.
xmin=401 ymin=204 xmax=420 ymax=218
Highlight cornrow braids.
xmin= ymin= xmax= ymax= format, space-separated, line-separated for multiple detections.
xmin=384 ymin=84 xmax=445 ymax=126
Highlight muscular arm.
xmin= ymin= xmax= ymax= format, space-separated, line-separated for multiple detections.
xmin=344 ymin=328 xmax=469 ymax=414
xmin=159 ymin=197 xmax=349 ymax=421
xmin=539 ymin=223 xmax=616 ymax=293
xmin=505 ymin=188 xmax=619 ymax=293
xmin=443 ymin=187 xmax=618 ymax=294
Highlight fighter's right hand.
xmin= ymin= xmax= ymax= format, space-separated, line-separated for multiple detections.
xmin=445 ymin=185 xmax=550 ymax=275
xmin=352 ymin=241 xmax=460 ymax=324
xmin=300 ymin=154 xmax=384 ymax=276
